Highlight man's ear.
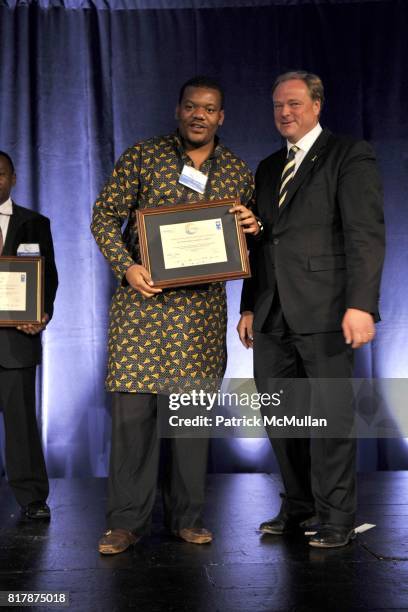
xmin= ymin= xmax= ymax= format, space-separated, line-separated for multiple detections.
xmin=313 ymin=100 xmax=321 ymax=118
xmin=12 ymin=173 xmax=16 ymax=188
xmin=218 ymin=110 xmax=225 ymax=126
xmin=175 ymin=105 xmax=180 ymax=121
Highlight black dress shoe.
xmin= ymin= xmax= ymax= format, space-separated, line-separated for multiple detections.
xmin=308 ymin=524 xmax=355 ymax=548
xmin=259 ymin=511 xmax=317 ymax=535
xmin=22 ymin=501 xmax=51 ymax=520
xmin=299 ymin=515 xmax=320 ymax=533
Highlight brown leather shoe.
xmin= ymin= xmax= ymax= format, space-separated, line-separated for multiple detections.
xmin=98 ymin=529 xmax=140 ymax=555
xmin=176 ymin=527 xmax=213 ymax=544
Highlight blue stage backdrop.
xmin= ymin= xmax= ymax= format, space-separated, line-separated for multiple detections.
xmin=0 ymin=0 xmax=407 ymax=476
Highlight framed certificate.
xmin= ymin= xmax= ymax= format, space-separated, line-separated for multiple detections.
xmin=0 ymin=256 xmax=44 ymax=326
xmin=136 ymin=198 xmax=251 ymax=288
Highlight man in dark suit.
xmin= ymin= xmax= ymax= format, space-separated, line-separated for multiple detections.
xmin=238 ymin=72 xmax=385 ymax=548
xmin=0 ymin=150 xmax=58 ymax=519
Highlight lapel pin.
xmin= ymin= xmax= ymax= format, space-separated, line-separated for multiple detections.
xmin=311 ymin=155 xmax=318 ymax=162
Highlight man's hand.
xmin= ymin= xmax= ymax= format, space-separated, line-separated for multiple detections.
xmin=229 ymin=203 xmax=260 ymax=235
xmin=237 ymin=311 xmax=254 ymax=348
xmin=342 ymin=308 xmax=375 ymax=349
xmin=126 ymin=264 xmax=162 ymax=298
xmin=17 ymin=314 xmax=49 ymax=335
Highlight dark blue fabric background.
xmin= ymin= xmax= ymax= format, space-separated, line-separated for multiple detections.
xmin=0 ymin=0 xmax=406 ymax=475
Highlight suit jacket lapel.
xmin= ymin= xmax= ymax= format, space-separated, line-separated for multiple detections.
xmin=265 ymin=148 xmax=286 ymax=221
xmin=278 ymin=129 xmax=332 ymax=215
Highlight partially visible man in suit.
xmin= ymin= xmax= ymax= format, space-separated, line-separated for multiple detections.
xmin=238 ymin=71 xmax=385 ymax=548
xmin=0 ymin=150 xmax=58 ymax=519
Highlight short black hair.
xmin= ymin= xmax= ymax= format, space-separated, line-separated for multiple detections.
xmin=0 ymin=150 xmax=15 ymax=174
xmin=178 ymin=76 xmax=224 ymax=109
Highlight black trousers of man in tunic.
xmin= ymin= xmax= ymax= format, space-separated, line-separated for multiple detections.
xmin=107 ymin=392 xmax=208 ymax=534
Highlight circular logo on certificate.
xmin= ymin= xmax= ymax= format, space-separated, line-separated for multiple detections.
xmin=185 ymin=223 xmax=198 ymax=235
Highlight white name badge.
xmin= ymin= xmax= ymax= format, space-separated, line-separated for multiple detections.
xmin=17 ymin=243 xmax=41 ymax=256
xmin=178 ymin=164 xmax=208 ymax=194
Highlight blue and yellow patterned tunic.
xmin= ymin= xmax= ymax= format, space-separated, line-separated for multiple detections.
xmin=91 ymin=132 xmax=253 ymax=393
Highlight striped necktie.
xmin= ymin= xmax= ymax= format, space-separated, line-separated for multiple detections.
xmin=279 ymin=145 xmax=299 ymax=207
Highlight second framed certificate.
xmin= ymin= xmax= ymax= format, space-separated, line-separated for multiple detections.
xmin=0 ymin=256 xmax=44 ymax=326
xmin=137 ymin=198 xmax=251 ymax=288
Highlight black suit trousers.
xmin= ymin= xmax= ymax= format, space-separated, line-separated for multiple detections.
xmin=0 ymin=366 xmax=49 ymax=506
xmin=254 ymin=305 xmax=356 ymax=527
xmin=107 ymin=392 xmax=208 ymax=534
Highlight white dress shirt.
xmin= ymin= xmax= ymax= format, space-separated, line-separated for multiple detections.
xmin=0 ymin=197 xmax=13 ymax=246
xmin=287 ymin=123 xmax=323 ymax=175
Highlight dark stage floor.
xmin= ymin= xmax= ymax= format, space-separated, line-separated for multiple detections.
xmin=1 ymin=473 xmax=408 ymax=611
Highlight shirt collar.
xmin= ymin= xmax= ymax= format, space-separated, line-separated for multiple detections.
xmin=174 ymin=131 xmax=222 ymax=160
xmin=286 ymin=123 xmax=323 ymax=155
xmin=0 ymin=198 xmax=13 ymax=215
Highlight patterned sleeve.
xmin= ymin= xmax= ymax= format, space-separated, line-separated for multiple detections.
xmin=91 ymin=144 xmax=142 ymax=281
xmin=240 ymin=162 xmax=255 ymax=206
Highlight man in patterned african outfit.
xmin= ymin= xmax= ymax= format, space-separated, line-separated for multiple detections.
xmin=92 ymin=76 xmax=260 ymax=554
